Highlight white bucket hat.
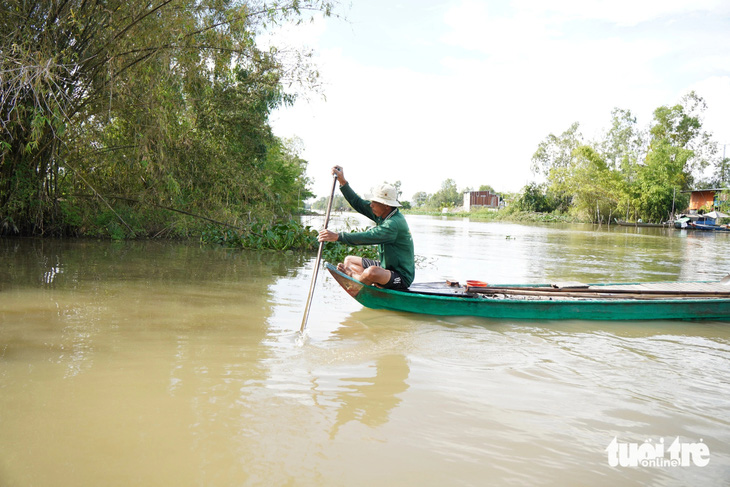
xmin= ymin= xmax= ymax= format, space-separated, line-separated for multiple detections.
xmin=370 ymin=184 xmax=401 ymax=207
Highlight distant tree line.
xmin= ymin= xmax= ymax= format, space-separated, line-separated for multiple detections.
xmin=524 ymin=92 xmax=727 ymax=223
xmin=1 ymin=0 xmax=335 ymax=238
xmin=410 ymin=182 xmax=505 ymax=211
xmin=314 ymin=179 xmax=503 ymax=214
xmin=401 ymin=92 xmax=728 ymax=223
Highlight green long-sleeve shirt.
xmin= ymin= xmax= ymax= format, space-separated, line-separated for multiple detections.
xmin=337 ymin=183 xmax=415 ymax=287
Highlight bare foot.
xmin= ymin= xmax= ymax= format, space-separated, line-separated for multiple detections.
xmin=337 ymin=263 xmax=353 ymax=276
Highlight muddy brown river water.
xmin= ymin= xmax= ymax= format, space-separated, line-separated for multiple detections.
xmin=1 ymin=216 xmax=729 ymax=486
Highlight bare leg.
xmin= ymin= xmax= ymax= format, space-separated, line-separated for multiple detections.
xmin=338 ymin=255 xmax=363 ymax=277
xmin=359 ymin=266 xmax=392 ymax=287
xmin=338 ymin=255 xmax=391 ymax=287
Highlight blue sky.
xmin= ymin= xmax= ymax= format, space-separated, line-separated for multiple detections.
xmin=269 ymin=0 xmax=730 ymax=201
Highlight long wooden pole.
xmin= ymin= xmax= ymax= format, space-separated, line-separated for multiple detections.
xmin=300 ymin=173 xmax=339 ymax=332
xmin=475 ymin=289 xmax=730 ymax=300
xmin=467 ymin=286 xmax=730 ymax=299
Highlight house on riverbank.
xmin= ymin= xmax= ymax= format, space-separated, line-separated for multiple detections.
xmin=463 ymin=190 xmax=501 ymax=211
xmin=686 ymin=188 xmax=729 ymax=212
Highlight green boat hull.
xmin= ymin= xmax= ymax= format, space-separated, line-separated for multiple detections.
xmin=325 ymin=263 xmax=730 ymax=321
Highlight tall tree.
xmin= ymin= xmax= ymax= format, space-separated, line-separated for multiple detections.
xmin=0 ymin=0 xmax=334 ymax=236
xmin=565 ymin=146 xmax=623 ymax=222
xmin=649 ymin=91 xmax=716 ymax=183
xmin=633 ymin=91 xmax=712 ymax=221
xmin=599 ymin=108 xmax=645 ymax=173
xmin=526 ymin=94 xmax=716 ymax=222
xmin=531 ymin=122 xmax=583 ymax=186
xmin=712 ymin=151 xmax=730 ymax=187
xmin=428 ymin=179 xmax=461 ymax=209
xmin=597 ymin=108 xmax=645 ymax=218
xmin=411 ymin=191 xmax=428 ymax=208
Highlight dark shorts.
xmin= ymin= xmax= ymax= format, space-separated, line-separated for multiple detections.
xmin=361 ymin=258 xmax=409 ymax=290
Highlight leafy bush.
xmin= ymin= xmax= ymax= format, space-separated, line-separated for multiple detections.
xmin=202 ymin=220 xmax=379 ymax=264
xmin=321 ymin=241 xmax=377 ymax=263
xmin=201 ymin=220 xmax=317 ymax=251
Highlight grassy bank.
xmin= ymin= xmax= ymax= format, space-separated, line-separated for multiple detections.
xmin=404 ymin=208 xmax=582 ymax=224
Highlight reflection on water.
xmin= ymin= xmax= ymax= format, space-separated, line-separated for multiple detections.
xmin=311 ymin=213 xmax=730 ymax=284
xmin=328 ymin=354 xmax=410 ymax=438
xmin=2 ymin=221 xmax=730 ymax=486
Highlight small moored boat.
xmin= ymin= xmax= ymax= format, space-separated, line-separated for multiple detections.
xmin=690 ymin=222 xmax=730 ymax=232
xmin=325 ymin=263 xmax=730 ymax=321
xmin=614 ymin=219 xmax=673 ymax=228
xmin=680 ymin=211 xmax=730 ymax=231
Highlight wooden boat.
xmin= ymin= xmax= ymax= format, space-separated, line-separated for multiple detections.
xmin=325 ymin=263 xmax=730 ymax=321
xmin=674 ymin=216 xmax=692 ymax=229
xmin=688 ymin=222 xmax=730 ymax=232
xmin=615 ymin=219 xmax=673 ymax=228
xmin=682 ymin=211 xmax=730 ymax=231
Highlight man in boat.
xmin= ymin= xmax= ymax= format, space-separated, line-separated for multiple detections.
xmin=318 ymin=166 xmax=415 ymax=289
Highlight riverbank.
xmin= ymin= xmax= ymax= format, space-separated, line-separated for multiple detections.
xmin=403 ymin=208 xmax=583 ymax=224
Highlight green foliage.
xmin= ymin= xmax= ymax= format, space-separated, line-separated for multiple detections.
xmin=712 ymin=156 xmax=730 ymax=187
xmin=599 ymin=108 xmax=646 ymax=173
xmin=321 ymin=241 xmax=378 ymax=264
xmin=562 ymin=145 xmax=624 ymax=222
xmin=312 ymin=194 xmax=349 ymax=212
xmin=427 ymin=179 xmax=461 ymax=209
xmin=516 ymin=183 xmax=548 ymax=212
xmin=201 ymin=220 xmax=317 ymax=251
xmin=527 ymin=92 xmax=720 ymax=222
xmin=632 ymin=140 xmax=690 ymax=222
xmin=0 ymin=0 xmax=334 ymax=237
xmin=718 ymin=189 xmax=730 ymax=212
xmin=200 ymin=218 xmax=379 ymax=266
xmin=531 ymin=122 xmax=583 ymax=185
xmin=410 ymin=181 xmax=502 ymax=212
xmin=515 ymin=183 xmax=568 ymax=213
xmin=405 ymin=95 xmax=720 ymax=224
xmin=321 ymin=220 xmax=378 ymax=262
xmin=411 ymin=191 xmax=429 ymax=208
xmin=507 ymin=211 xmax=576 ymax=223
xmin=243 ymin=220 xmax=318 ymax=251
